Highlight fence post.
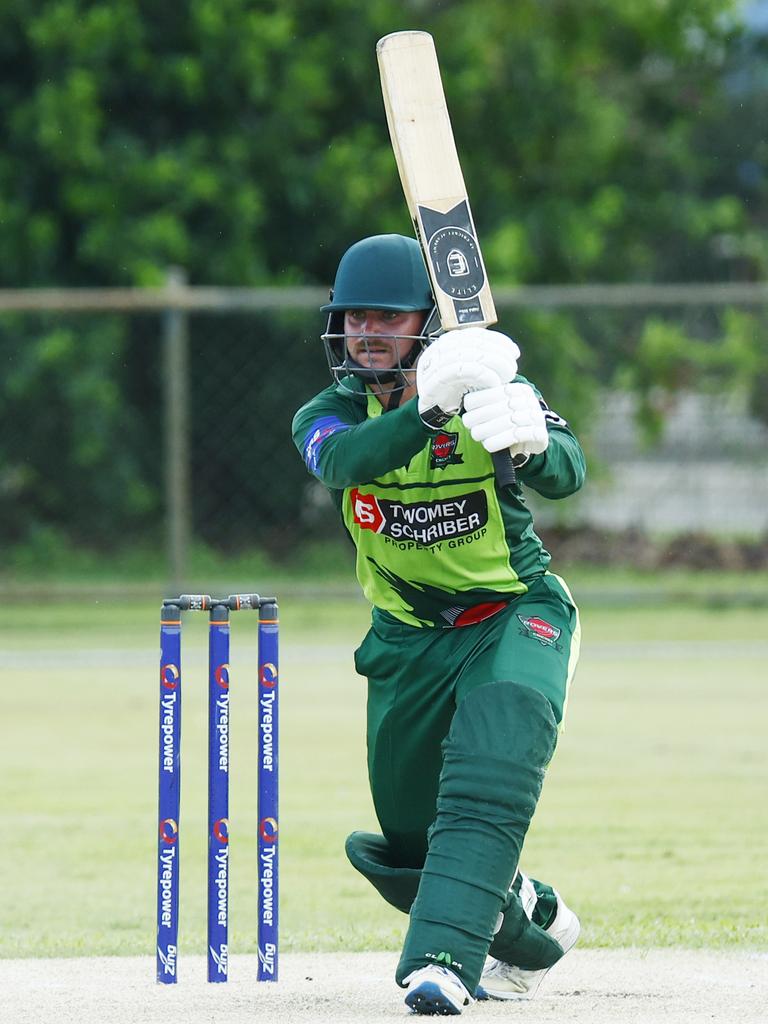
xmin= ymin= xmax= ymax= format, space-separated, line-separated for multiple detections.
xmin=163 ymin=266 xmax=191 ymax=591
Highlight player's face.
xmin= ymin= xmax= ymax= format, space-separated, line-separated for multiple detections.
xmin=344 ymin=309 xmax=424 ymax=369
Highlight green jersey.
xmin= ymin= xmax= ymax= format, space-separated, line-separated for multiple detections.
xmin=292 ymin=376 xmax=585 ymax=628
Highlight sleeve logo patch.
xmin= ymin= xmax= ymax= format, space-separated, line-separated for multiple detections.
xmin=350 ymin=488 xmax=488 ymax=547
xmin=517 ymin=615 xmax=561 ymax=646
xmin=302 ymin=416 xmax=350 ymax=473
xmin=430 ymin=431 xmax=464 ymax=469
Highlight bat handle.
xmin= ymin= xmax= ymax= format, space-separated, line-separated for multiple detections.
xmin=492 ymin=449 xmax=517 ymax=489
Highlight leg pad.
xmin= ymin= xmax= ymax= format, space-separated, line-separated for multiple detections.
xmin=345 ymin=831 xmax=421 ymax=915
xmin=397 ymin=682 xmax=558 ymax=990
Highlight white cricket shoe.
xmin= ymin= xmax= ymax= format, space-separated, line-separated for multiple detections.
xmin=479 ymin=890 xmax=580 ymax=1000
xmin=403 ymin=964 xmax=474 ymax=1015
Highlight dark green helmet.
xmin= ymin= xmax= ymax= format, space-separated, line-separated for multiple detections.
xmin=321 ymin=234 xmax=434 ymax=315
xmin=320 ymin=235 xmax=438 ymax=400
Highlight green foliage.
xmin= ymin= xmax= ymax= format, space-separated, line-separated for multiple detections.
xmin=0 ymin=315 xmax=159 ymax=546
xmin=617 ymin=308 xmax=768 ymax=442
xmin=505 ymin=308 xmax=597 ymax=433
xmin=186 ymin=309 xmax=330 ymax=550
xmin=0 ymin=0 xmax=759 ymax=289
xmin=0 ymin=1 xmax=764 ymax=552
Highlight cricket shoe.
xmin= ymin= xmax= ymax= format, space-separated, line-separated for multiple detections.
xmin=478 ymin=890 xmax=580 ymax=1001
xmin=403 ymin=965 xmax=474 ymax=1015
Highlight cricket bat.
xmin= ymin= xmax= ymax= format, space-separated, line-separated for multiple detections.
xmin=377 ymin=30 xmax=517 ymax=486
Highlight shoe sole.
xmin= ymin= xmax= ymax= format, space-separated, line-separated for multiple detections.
xmin=481 ymin=905 xmax=581 ymax=1001
xmin=405 ymin=980 xmax=464 ymax=1015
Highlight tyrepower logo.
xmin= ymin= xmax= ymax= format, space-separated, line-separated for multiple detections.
xmin=260 ymin=662 xmax=278 ymax=688
xmin=350 ymin=488 xmax=488 ymax=547
xmin=161 ymin=664 xmax=179 ymax=689
xmin=259 ymin=829 xmax=277 ymax=928
xmin=259 ymin=817 xmax=278 ymax=843
xmin=159 ymin=818 xmax=179 ymax=844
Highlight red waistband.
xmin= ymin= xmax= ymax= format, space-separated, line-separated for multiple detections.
xmin=448 ymin=600 xmax=509 ymax=628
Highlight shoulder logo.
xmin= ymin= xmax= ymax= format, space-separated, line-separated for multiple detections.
xmin=430 ymin=431 xmax=464 ymax=470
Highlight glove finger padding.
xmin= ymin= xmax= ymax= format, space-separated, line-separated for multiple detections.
xmin=460 ymin=362 xmax=507 ymax=395
xmin=462 ymin=404 xmax=511 ymax=440
xmin=470 ymin=415 xmax=517 ymax=444
xmin=417 ymin=329 xmax=520 ymax=422
xmin=469 ymin=331 xmax=520 ymax=384
xmin=462 ymin=382 xmax=549 ymax=455
xmin=484 ymin=426 xmax=549 ymax=454
xmin=463 ymin=382 xmax=538 ymax=421
xmin=437 ymin=328 xmax=520 ymax=380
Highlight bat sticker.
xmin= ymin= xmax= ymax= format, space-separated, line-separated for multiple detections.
xmin=419 ymin=202 xmax=486 ymax=301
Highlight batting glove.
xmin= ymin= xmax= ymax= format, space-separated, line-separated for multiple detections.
xmin=417 ymin=328 xmax=520 ymax=428
xmin=462 ymin=382 xmax=549 ymax=457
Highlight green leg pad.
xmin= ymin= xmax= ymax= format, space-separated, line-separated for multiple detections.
xmin=346 ymin=831 xmax=561 ymax=966
xmin=344 ymin=832 xmax=562 ymax=969
xmin=345 ymin=831 xmax=421 ymax=915
xmin=396 ymin=682 xmax=558 ymax=992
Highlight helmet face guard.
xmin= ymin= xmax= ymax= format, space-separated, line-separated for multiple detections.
xmin=320 ymin=235 xmax=442 ymax=398
xmin=321 ymin=308 xmax=440 ymax=396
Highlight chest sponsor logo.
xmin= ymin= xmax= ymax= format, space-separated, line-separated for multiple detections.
xmin=350 ymin=488 xmax=488 ymax=547
xmin=517 ymin=615 xmax=561 ymax=646
xmin=429 ymin=431 xmax=464 ymax=470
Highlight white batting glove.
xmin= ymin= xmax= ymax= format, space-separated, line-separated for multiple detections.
xmin=462 ymin=382 xmax=549 ymax=457
xmin=417 ymin=328 xmax=520 ymax=427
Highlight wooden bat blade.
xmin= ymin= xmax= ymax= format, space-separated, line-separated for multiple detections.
xmin=377 ymin=31 xmax=497 ymax=330
xmin=378 ymin=31 xmax=517 ymax=488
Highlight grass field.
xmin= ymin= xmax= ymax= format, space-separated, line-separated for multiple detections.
xmin=1 ymin=589 xmax=766 ymax=960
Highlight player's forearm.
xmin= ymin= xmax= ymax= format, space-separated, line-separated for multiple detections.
xmin=309 ymin=400 xmax=430 ymax=488
xmin=516 ymin=430 xmax=586 ymax=498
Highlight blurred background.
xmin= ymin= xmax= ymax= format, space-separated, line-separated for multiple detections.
xmin=0 ymin=0 xmax=766 ymax=593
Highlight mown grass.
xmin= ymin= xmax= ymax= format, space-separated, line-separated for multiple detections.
xmin=0 ymin=594 xmax=765 ymax=957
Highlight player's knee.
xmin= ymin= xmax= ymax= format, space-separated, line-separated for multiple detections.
xmin=440 ymin=682 xmax=558 ymax=813
xmin=345 ymin=831 xmax=421 ymax=914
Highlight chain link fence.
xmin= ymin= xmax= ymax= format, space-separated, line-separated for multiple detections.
xmin=1 ymin=278 xmax=766 ymax=586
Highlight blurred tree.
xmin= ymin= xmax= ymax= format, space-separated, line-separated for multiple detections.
xmin=0 ymin=0 xmax=760 ymax=290
xmin=0 ymin=314 xmax=159 ymax=547
xmin=691 ymin=5 xmax=768 ymax=279
xmin=0 ymin=0 xmax=765 ymax=556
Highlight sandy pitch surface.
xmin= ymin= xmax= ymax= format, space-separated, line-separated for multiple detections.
xmin=3 ymin=950 xmax=766 ymax=1023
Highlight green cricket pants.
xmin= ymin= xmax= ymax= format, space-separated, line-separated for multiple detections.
xmin=353 ymin=572 xmax=581 ymax=867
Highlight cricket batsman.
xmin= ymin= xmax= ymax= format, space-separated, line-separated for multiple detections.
xmin=292 ymin=234 xmax=585 ymax=1015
